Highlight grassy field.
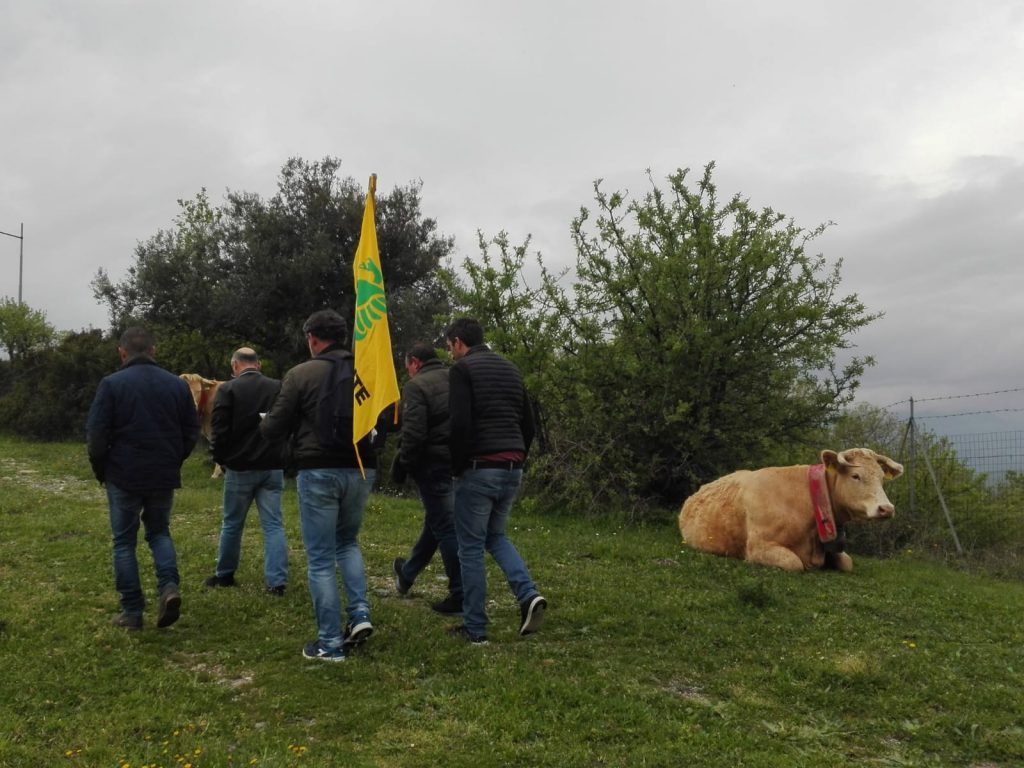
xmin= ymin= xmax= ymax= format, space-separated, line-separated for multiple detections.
xmin=0 ymin=435 xmax=1022 ymax=768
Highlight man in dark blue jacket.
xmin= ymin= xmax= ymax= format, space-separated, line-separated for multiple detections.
xmin=87 ymin=327 xmax=199 ymax=630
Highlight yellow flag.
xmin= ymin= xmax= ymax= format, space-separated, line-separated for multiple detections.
xmin=352 ymin=174 xmax=400 ymax=469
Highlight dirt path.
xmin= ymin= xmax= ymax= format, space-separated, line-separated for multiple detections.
xmin=0 ymin=456 xmax=103 ymax=502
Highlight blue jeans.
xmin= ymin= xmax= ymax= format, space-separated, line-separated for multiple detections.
xmin=216 ymin=468 xmax=288 ymax=588
xmin=453 ymin=468 xmax=538 ymax=636
xmin=106 ymin=483 xmax=180 ymax=616
xmin=399 ymin=464 xmax=462 ymax=598
xmin=297 ymin=467 xmax=375 ymax=649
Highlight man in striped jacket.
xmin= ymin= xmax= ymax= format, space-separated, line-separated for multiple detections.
xmin=444 ymin=317 xmax=547 ymax=645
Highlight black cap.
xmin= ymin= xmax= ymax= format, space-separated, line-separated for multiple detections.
xmin=302 ymin=309 xmax=348 ymax=341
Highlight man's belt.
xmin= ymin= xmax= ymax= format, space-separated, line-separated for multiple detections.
xmin=469 ymin=460 xmax=523 ymax=470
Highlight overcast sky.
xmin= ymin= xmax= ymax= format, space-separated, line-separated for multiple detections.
xmin=3 ymin=0 xmax=1023 ymax=435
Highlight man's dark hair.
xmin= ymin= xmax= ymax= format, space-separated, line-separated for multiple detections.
xmin=302 ymin=309 xmax=348 ymax=343
xmin=119 ymin=327 xmax=154 ymax=357
xmin=405 ymin=342 xmax=438 ymax=364
xmin=445 ymin=318 xmax=483 ymax=348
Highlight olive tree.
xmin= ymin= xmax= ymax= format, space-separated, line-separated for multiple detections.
xmin=93 ymin=157 xmax=454 ymax=376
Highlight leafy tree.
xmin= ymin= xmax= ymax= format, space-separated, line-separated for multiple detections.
xmin=0 ymin=298 xmax=56 ymax=368
xmin=93 ymin=157 xmax=454 ymax=376
xmin=446 ymin=163 xmax=881 ymax=516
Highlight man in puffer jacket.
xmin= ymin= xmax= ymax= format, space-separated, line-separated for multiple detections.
xmin=86 ymin=327 xmax=199 ymax=631
xmin=390 ymin=342 xmax=463 ymax=616
xmin=443 ymin=317 xmax=547 ymax=645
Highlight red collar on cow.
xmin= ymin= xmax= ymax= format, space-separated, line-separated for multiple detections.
xmin=197 ymin=385 xmax=211 ymax=415
xmin=808 ymin=463 xmax=838 ymax=543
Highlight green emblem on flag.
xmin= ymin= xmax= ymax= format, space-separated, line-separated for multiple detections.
xmin=354 ymin=259 xmax=387 ymax=342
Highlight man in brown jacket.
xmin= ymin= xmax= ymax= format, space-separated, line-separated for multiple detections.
xmin=260 ymin=310 xmax=376 ymax=662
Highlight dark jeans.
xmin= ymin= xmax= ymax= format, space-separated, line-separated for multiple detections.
xmin=398 ymin=463 xmax=462 ymax=598
xmin=106 ymin=483 xmax=180 ymax=615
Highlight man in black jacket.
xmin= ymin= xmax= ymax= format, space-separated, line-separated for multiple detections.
xmin=391 ymin=342 xmax=463 ymax=615
xmin=206 ymin=347 xmax=288 ymax=594
xmin=86 ymin=327 xmax=198 ymax=630
xmin=260 ymin=310 xmax=376 ymax=662
xmin=444 ymin=318 xmax=547 ymax=645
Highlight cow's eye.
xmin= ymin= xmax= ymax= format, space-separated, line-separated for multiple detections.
xmin=851 ymin=473 xmax=861 ymax=481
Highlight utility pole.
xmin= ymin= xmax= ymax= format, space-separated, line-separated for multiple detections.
xmin=0 ymin=222 xmax=24 ymax=303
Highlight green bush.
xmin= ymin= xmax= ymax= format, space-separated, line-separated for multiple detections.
xmin=0 ymin=329 xmax=116 ymax=440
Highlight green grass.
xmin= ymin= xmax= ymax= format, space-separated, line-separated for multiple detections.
xmin=1 ymin=435 xmax=1022 ymax=767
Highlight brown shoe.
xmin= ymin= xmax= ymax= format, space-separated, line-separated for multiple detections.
xmin=156 ymin=584 xmax=181 ymax=628
xmin=112 ymin=612 xmax=143 ymax=631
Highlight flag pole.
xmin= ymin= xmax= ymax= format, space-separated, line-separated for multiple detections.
xmin=351 ymin=170 xmax=400 ymax=477
xmin=354 ymin=172 xmax=376 ymax=478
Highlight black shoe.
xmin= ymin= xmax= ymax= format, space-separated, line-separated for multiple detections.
xmin=156 ymin=584 xmax=181 ymax=628
xmin=519 ymin=594 xmax=547 ymax=636
xmin=302 ymin=642 xmax=346 ymax=662
xmin=393 ymin=557 xmax=412 ymax=595
xmin=111 ymin=612 xmax=142 ymax=631
xmin=431 ymin=594 xmax=464 ymax=615
xmin=266 ymin=584 xmax=286 ymax=597
xmin=447 ymin=624 xmax=488 ymax=645
xmin=342 ymin=619 xmax=374 ymax=649
xmin=204 ymin=574 xmax=236 ymax=588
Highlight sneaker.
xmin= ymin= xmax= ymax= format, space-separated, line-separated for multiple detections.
xmin=266 ymin=585 xmax=286 ymax=597
xmin=393 ymin=557 xmax=412 ymax=595
xmin=302 ymin=642 xmax=346 ymax=662
xmin=204 ymin=574 xmax=237 ymax=588
xmin=342 ymin=619 xmax=374 ymax=649
xmin=447 ymin=624 xmax=488 ymax=645
xmin=111 ymin=612 xmax=142 ymax=631
xmin=431 ymin=594 xmax=464 ymax=616
xmin=519 ymin=594 xmax=547 ymax=636
xmin=156 ymin=584 xmax=181 ymax=629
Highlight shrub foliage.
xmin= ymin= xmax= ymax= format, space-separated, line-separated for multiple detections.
xmin=446 ymin=164 xmax=879 ymax=516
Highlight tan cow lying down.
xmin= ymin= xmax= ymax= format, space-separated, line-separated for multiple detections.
xmin=679 ymin=448 xmax=903 ymax=572
xmin=179 ymin=373 xmax=225 ymax=478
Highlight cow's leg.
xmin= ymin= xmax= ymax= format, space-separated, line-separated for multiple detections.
xmin=746 ymin=543 xmax=805 ymax=572
xmin=823 ymin=550 xmax=854 ymax=572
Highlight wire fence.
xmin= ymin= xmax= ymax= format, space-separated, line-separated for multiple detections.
xmin=942 ymin=431 xmax=1024 ymax=488
xmin=879 ymin=389 xmax=1024 ymax=569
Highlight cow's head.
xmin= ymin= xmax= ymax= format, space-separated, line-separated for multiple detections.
xmin=822 ymin=447 xmax=903 ymax=522
xmin=179 ymin=373 xmax=220 ymax=413
xmin=179 ymin=373 xmax=206 ymax=409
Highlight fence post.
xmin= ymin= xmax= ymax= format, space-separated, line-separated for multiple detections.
xmin=908 ymin=397 xmax=916 ymax=516
xmin=918 ymin=444 xmax=965 ymax=557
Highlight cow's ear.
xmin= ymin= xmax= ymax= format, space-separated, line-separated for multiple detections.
xmin=821 ymin=450 xmax=840 ymax=471
xmin=877 ymin=455 xmax=904 ymax=480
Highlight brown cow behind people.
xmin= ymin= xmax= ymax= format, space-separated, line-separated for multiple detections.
xmin=179 ymin=373 xmax=225 ymax=478
xmin=679 ymin=448 xmax=903 ymax=572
